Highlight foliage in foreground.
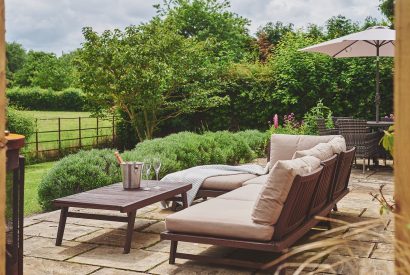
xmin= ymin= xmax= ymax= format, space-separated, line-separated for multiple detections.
xmin=38 ymin=130 xmax=268 ymax=210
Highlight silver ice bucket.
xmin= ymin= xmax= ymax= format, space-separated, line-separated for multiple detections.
xmin=121 ymin=162 xmax=143 ymax=189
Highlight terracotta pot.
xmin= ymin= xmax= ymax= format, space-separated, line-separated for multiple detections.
xmin=5 ymin=132 xmax=25 ymax=171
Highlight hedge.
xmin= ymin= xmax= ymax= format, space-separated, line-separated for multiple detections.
xmin=7 ymin=87 xmax=85 ymax=111
xmin=38 ymin=130 xmax=268 ymax=210
xmin=6 ymin=107 xmax=35 ymax=140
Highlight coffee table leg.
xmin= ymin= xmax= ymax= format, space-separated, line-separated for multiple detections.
xmin=181 ymin=192 xmax=188 ymax=209
xmin=56 ymin=207 xmax=68 ymax=246
xmin=123 ymin=210 xmax=136 ymax=254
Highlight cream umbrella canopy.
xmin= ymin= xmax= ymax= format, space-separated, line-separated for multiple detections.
xmin=300 ymin=26 xmax=395 ymax=122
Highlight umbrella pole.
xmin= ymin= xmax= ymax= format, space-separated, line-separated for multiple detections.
xmin=375 ymin=47 xmax=381 ymax=122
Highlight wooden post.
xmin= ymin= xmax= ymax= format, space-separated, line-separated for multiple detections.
xmin=395 ymin=1 xmax=410 ymax=273
xmin=78 ymin=117 xmax=82 ymax=148
xmin=0 ymin=0 xmax=6 ymax=273
xmin=35 ymin=119 xmax=38 ymax=158
xmin=58 ymin=117 xmax=61 ymax=156
xmin=96 ymin=117 xmax=99 ymax=146
xmin=112 ymin=115 xmax=115 ymax=146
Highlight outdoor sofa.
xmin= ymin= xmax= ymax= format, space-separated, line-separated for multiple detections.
xmin=160 ymin=134 xmax=356 ymax=270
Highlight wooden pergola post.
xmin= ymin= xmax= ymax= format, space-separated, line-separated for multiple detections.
xmin=395 ymin=0 xmax=410 ymax=273
xmin=0 ymin=0 xmax=6 ymax=274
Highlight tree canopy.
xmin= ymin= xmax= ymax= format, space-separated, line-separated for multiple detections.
xmin=77 ymin=18 xmax=227 ymax=140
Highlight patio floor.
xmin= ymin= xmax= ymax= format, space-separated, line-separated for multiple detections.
xmin=22 ymin=164 xmax=394 ymax=275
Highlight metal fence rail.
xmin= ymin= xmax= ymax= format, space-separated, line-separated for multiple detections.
xmin=26 ymin=116 xmax=116 ymax=158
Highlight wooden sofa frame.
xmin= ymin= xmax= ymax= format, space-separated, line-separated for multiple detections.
xmin=161 ymin=147 xmax=356 ymax=270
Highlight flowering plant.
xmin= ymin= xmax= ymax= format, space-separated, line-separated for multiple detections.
xmin=268 ymin=113 xmax=308 ymax=135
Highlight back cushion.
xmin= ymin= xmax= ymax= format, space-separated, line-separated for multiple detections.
xmin=292 ymin=142 xmax=334 ymax=161
xmin=252 ymin=156 xmax=321 ymax=225
xmin=269 ymin=134 xmax=337 ymax=169
xmin=328 ymin=136 xmax=347 ymax=154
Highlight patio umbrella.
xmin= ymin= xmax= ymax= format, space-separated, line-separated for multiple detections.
xmin=299 ymin=26 xmax=395 ymax=122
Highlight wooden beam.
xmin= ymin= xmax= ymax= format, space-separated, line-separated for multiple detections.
xmin=0 ymin=0 xmax=6 ymax=274
xmin=394 ymin=0 xmax=410 ymax=273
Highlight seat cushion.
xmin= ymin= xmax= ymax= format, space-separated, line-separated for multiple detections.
xmin=252 ymin=156 xmax=321 ymax=225
xmin=201 ymin=173 xmax=258 ymax=191
xmin=328 ymin=136 xmax=347 ymax=154
xmin=292 ymin=142 xmax=334 ymax=161
xmin=166 ymin=198 xmax=274 ymax=241
xmin=242 ymin=174 xmax=268 ymax=186
xmin=218 ymin=184 xmax=263 ymax=201
xmin=269 ymin=134 xmax=338 ymax=169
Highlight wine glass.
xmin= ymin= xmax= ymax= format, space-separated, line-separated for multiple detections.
xmin=153 ymin=157 xmax=162 ymax=190
xmin=142 ymin=158 xmax=151 ymax=190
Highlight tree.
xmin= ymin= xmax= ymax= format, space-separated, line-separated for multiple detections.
xmin=379 ymin=0 xmax=394 ymax=25
xmin=156 ymin=0 xmax=253 ymax=62
xmin=256 ymin=32 xmax=273 ymax=63
xmin=325 ymin=15 xmax=359 ymax=39
xmin=77 ymin=18 xmax=227 ymax=140
xmin=257 ymin=22 xmax=294 ymax=46
xmin=13 ymin=50 xmax=76 ymax=90
xmin=5 ymin=42 xmax=26 ymax=85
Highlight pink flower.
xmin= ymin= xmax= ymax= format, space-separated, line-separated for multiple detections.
xmin=273 ymin=114 xmax=279 ymax=129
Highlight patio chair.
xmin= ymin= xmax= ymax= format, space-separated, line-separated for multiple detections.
xmin=316 ymin=118 xmax=338 ymax=135
xmin=332 ymin=116 xmax=353 ymax=126
xmin=337 ymin=119 xmax=379 ymax=173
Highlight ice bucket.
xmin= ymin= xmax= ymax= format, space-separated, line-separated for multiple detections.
xmin=121 ymin=162 xmax=143 ymax=189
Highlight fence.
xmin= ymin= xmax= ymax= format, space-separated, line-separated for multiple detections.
xmin=26 ymin=116 xmax=116 ymax=159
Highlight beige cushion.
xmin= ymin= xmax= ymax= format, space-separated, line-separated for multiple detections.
xmin=252 ymin=156 xmax=321 ymax=225
xmin=269 ymin=134 xmax=337 ymax=169
xmin=218 ymin=184 xmax=263 ymax=201
xmin=243 ymin=174 xmax=268 ymax=186
xmin=166 ymin=198 xmax=274 ymax=241
xmin=201 ymin=173 xmax=257 ymax=191
xmin=328 ymin=136 xmax=347 ymax=154
xmin=292 ymin=142 xmax=334 ymax=161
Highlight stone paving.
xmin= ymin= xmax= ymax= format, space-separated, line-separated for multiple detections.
xmin=22 ymin=164 xmax=395 ymax=275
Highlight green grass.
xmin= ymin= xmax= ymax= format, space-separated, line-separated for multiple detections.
xmin=24 ymin=161 xmax=56 ymax=216
xmin=18 ymin=110 xmax=114 ymax=155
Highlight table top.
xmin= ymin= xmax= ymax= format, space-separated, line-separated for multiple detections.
xmin=367 ymin=121 xmax=394 ymax=127
xmin=53 ymin=180 xmax=191 ymax=213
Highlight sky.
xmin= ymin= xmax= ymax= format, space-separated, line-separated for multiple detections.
xmin=5 ymin=0 xmax=384 ymax=55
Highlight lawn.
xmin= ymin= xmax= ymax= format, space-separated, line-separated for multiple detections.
xmin=24 ymin=161 xmax=56 ymax=216
xmin=18 ymin=110 xmax=115 ymax=155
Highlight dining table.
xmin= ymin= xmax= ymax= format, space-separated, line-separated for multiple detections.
xmin=367 ymin=121 xmax=394 ymax=128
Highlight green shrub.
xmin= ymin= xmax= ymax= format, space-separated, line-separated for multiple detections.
xmin=233 ymin=130 xmax=270 ymax=157
xmin=38 ymin=149 xmax=121 ymax=210
xmin=38 ymin=130 xmax=267 ymax=210
xmin=6 ymin=107 xmax=35 ymax=139
xmin=7 ymin=87 xmax=85 ymax=111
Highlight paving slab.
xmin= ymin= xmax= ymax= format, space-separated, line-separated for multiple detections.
xmin=75 ymin=229 xmax=160 ymax=249
xmin=30 ymin=209 xmax=155 ymax=230
xmin=22 ymin=167 xmax=395 ymax=274
xmin=69 ymin=246 xmax=168 ymax=272
xmin=150 ymin=258 xmax=253 ymax=275
xmin=24 ymin=256 xmax=99 ymax=275
xmin=24 ymin=221 xmax=100 ymax=240
xmin=24 ymin=236 xmax=97 ymax=261
xmin=141 ymin=221 xmax=165 ymax=234
xmin=91 ymin=267 xmax=146 ymax=275
xmin=146 ymin=240 xmax=232 ymax=257
xmin=322 ymin=255 xmax=394 ymax=274
xmin=371 ymin=243 xmax=395 ymax=261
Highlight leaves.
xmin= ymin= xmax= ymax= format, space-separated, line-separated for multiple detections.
xmin=77 ymin=18 xmax=227 ymax=140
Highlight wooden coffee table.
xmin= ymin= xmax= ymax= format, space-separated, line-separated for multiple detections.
xmin=53 ymin=180 xmax=191 ymax=253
